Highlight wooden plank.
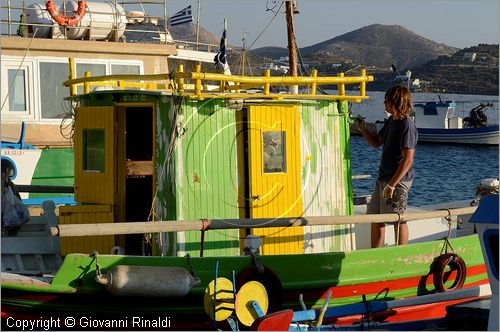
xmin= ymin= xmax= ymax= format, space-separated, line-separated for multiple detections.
xmin=125 ymin=160 xmax=154 ymax=176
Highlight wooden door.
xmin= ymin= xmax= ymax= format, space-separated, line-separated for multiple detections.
xmin=247 ymin=104 xmax=304 ymax=255
xmin=74 ymin=106 xmax=115 ymax=205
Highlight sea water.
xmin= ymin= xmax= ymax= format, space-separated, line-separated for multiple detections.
xmin=347 ymin=91 xmax=499 ymax=206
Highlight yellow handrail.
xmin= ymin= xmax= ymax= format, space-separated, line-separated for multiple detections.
xmin=64 ymin=58 xmax=374 ymax=102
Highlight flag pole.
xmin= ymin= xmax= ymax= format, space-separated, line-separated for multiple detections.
xmin=223 ymin=19 xmax=230 ymax=75
xmin=195 ymin=0 xmax=201 ymax=50
xmin=163 ymin=1 xmax=168 ymax=38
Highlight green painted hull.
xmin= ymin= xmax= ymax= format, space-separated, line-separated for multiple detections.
xmin=1 ymin=234 xmax=488 ymax=325
xmin=30 ymin=148 xmax=74 ymax=198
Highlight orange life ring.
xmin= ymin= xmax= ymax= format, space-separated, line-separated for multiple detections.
xmin=46 ymin=1 xmax=86 ymax=27
xmin=432 ymin=253 xmax=467 ymax=292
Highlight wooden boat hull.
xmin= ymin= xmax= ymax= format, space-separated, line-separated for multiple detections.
xmin=1 ymin=235 xmax=489 ymax=329
xmin=417 ymin=125 xmax=499 ymax=145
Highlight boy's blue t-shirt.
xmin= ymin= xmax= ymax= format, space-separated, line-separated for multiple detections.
xmin=377 ymin=116 xmax=418 ymax=182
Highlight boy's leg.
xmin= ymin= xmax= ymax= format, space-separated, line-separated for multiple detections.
xmin=371 ymin=223 xmax=385 ymax=248
xmin=388 ymin=180 xmax=412 ymax=245
xmin=368 ymin=180 xmax=385 ymax=248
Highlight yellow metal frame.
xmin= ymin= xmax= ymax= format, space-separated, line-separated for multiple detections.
xmin=65 ymin=58 xmax=373 ymax=102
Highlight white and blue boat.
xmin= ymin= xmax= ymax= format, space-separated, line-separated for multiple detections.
xmin=413 ymin=101 xmax=499 ymax=145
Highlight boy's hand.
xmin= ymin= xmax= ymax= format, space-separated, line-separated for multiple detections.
xmin=383 ymin=184 xmax=395 ymax=199
xmin=356 ymin=116 xmax=366 ymax=130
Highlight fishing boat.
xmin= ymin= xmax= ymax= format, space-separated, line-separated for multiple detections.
xmin=1 ymin=58 xmax=492 ymax=329
xmin=413 ymin=100 xmax=499 ymax=145
xmin=350 ymin=100 xmax=499 ymax=145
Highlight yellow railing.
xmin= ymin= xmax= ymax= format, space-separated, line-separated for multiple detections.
xmin=64 ymin=58 xmax=374 ymax=102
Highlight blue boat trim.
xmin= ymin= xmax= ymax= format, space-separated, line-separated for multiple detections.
xmin=418 ymin=124 xmax=499 ymax=136
xmin=469 ymin=195 xmax=499 ymax=224
xmin=23 ymin=197 xmax=76 ymax=206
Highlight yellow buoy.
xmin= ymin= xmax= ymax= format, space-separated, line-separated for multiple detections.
xmin=203 ymin=277 xmax=235 ymax=321
xmin=235 ymin=280 xmax=269 ymax=327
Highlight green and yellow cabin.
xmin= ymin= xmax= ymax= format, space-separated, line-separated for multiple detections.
xmin=60 ymin=64 xmax=373 ymax=257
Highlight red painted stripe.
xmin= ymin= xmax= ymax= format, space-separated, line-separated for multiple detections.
xmin=283 ymin=264 xmax=487 ymax=302
xmin=327 ymin=295 xmax=489 ymax=325
xmin=317 ymin=264 xmax=487 ymax=299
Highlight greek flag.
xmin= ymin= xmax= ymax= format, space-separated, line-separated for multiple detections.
xmin=214 ymin=23 xmax=227 ymax=67
xmin=169 ymin=5 xmax=193 ymax=26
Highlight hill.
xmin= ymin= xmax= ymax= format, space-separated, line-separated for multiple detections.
xmin=251 ymin=24 xmax=458 ymax=70
xmin=369 ymin=44 xmax=499 ymax=95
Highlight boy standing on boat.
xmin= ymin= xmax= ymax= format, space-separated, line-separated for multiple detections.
xmin=357 ymin=85 xmax=418 ymax=248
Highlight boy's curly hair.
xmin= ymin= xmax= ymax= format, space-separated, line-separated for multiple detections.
xmin=385 ymin=85 xmax=413 ymax=120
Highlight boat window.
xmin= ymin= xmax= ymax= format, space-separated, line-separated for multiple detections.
xmin=423 ymin=106 xmax=438 ymax=116
xmin=83 ymin=129 xmax=105 ymax=173
xmin=263 ymin=131 xmax=286 ymax=173
xmin=76 ymin=63 xmax=106 ymax=94
xmin=7 ymin=69 xmax=28 ymax=113
xmin=111 ymin=64 xmax=141 ymax=89
xmin=40 ymin=62 xmax=70 ymax=119
xmin=1 ymin=59 xmax=34 ymax=120
xmin=111 ymin=64 xmax=141 ymax=75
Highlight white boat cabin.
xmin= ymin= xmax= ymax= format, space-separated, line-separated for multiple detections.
xmin=413 ymin=101 xmax=460 ymax=129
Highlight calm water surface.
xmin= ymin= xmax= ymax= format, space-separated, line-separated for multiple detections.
xmin=348 ymin=91 xmax=499 ymax=206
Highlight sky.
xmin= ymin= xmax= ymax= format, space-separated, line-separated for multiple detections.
xmin=169 ymin=0 xmax=500 ymax=50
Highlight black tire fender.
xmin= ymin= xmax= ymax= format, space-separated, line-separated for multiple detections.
xmin=432 ymin=253 xmax=467 ymax=292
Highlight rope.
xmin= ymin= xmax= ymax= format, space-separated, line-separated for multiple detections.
xmin=247 ymin=1 xmax=284 ymax=50
xmin=90 ymin=251 xmax=101 ymax=278
xmin=147 ymin=89 xmax=184 ymax=255
xmin=184 ymin=253 xmax=199 ymax=282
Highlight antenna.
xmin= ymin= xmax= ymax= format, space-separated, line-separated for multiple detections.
xmin=391 ymin=64 xmax=411 ymax=89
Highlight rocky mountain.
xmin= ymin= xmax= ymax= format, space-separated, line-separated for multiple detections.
xmin=251 ymin=24 xmax=459 ymax=70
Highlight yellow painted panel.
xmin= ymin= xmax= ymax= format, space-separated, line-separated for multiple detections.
xmin=59 ymin=205 xmax=115 ymax=255
xmin=248 ymin=104 xmax=303 ymax=255
xmin=74 ymin=106 xmax=115 ymax=205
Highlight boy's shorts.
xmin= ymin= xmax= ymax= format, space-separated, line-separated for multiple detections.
xmin=367 ymin=179 xmax=412 ymax=215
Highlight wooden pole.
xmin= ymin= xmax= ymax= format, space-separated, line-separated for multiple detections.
xmin=50 ymin=206 xmax=477 ymax=237
xmin=285 ymin=1 xmax=298 ymax=93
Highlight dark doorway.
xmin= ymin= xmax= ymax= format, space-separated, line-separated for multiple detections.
xmin=124 ymin=106 xmax=153 ymax=255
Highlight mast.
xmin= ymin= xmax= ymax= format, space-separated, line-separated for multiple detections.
xmin=285 ymin=1 xmax=298 ymax=92
xmin=241 ymin=29 xmax=247 ymax=76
